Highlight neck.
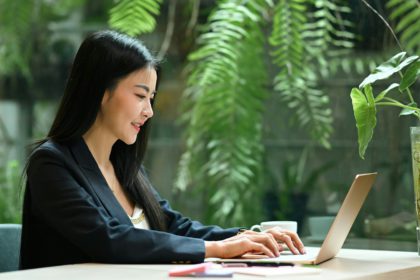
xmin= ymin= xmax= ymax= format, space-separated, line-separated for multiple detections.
xmin=82 ymin=122 xmax=116 ymax=168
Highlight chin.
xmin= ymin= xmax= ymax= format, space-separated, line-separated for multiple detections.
xmin=120 ymin=137 xmax=137 ymax=145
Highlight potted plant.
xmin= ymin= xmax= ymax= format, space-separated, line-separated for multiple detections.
xmin=350 ymin=51 xmax=419 ymax=254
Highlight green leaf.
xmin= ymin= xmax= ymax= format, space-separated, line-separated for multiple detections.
xmin=400 ymin=60 xmax=420 ymax=91
xmin=350 ymin=86 xmax=377 ymax=159
xmin=359 ymin=52 xmax=419 ymax=88
xmin=108 ymin=0 xmax=162 ymax=36
xmin=400 ymin=102 xmax=418 ymax=116
xmin=375 ymin=83 xmax=399 ymax=102
xmin=176 ymin=1 xmax=270 ymax=227
xmin=387 ymin=0 xmax=420 ymax=52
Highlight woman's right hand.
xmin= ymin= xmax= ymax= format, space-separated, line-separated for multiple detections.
xmin=204 ymin=230 xmax=281 ymax=259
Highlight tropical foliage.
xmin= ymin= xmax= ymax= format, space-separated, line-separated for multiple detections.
xmin=175 ymin=0 xmax=355 ymax=226
xmin=351 ymin=52 xmax=420 ymax=159
xmin=387 ymin=0 xmax=420 ymax=53
xmin=109 ymin=0 xmax=163 ymax=36
xmin=107 ymin=0 xmax=419 ymax=226
xmin=0 ymin=0 xmax=417 ymax=228
xmin=175 ymin=0 xmax=270 ymax=225
xmin=350 ymin=0 xmax=420 ymax=159
xmin=0 ymin=0 xmax=34 ymax=77
xmin=0 ymin=0 xmax=86 ymax=78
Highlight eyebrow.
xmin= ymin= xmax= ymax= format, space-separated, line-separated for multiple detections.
xmin=135 ymin=84 xmax=157 ymax=95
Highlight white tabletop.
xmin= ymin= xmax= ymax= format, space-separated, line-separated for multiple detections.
xmin=0 ymin=248 xmax=419 ymax=280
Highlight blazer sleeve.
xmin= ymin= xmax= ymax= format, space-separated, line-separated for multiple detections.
xmin=156 ymin=193 xmax=241 ymax=240
xmin=27 ymin=147 xmax=206 ymax=264
xmin=140 ymin=168 xmax=242 ymax=240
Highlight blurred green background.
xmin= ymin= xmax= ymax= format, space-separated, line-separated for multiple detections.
xmin=0 ymin=0 xmax=419 ymax=251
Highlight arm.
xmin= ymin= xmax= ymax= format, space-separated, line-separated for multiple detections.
xmin=158 ymin=196 xmax=241 ymax=240
xmin=144 ymin=171 xmax=305 ymax=257
xmin=141 ymin=168 xmax=242 ymax=240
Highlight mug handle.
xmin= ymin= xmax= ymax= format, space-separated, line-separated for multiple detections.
xmin=250 ymin=225 xmax=262 ymax=232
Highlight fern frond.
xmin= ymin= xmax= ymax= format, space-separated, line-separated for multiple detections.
xmin=323 ymin=51 xmax=402 ymax=79
xmin=269 ymin=0 xmax=334 ymax=148
xmin=205 ymin=28 xmax=268 ymax=225
xmin=108 ymin=0 xmax=162 ymax=36
xmin=386 ymin=0 xmax=420 ymax=53
xmin=305 ymin=0 xmax=354 ymax=50
xmin=305 ymin=0 xmax=355 ymax=77
xmin=275 ymin=70 xmax=333 ymax=148
xmin=176 ymin=0 xmax=270 ymax=226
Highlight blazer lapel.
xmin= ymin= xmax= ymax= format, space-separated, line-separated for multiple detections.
xmin=68 ymin=138 xmax=132 ymax=225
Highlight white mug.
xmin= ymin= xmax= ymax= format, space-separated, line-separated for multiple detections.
xmin=250 ymin=221 xmax=298 ymax=233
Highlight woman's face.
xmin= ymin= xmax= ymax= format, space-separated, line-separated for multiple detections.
xmin=99 ymin=67 xmax=157 ymax=145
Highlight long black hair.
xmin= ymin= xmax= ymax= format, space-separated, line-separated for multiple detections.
xmin=38 ymin=30 xmax=167 ymax=231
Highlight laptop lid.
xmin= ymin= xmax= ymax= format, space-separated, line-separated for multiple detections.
xmin=207 ymin=172 xmax=377 ymax=265
xmin=313 ymin=172 xmax=377 ymax=264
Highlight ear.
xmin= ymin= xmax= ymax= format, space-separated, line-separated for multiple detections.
xmin=102 ymin=89 xmax=111 ymax=105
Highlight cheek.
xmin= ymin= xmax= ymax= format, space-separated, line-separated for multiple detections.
xmin=115 ymin=97 xmax=141 ymax=120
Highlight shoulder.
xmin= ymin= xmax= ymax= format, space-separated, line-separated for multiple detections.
xmin=29 ymin=139 xmax=70 ymax=160
xmin=27 ymin=139 xmax=75 ymax=173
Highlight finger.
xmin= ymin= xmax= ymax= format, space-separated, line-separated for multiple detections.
xmin=267 ymin=228 xmax=306 ymax=254
xmin=222 ymin=238 xmax=274 ymax=258
xmin=281 ymin=234 xmax=300 ymax=254
xmin=262 ymin=231 xmax=282 ymax=252
xmin=247 ymin=232 xmax=280 ymax=256
xmin=266 ymin=230 xmax=298 ymax=254
xmin=243 ymin=239 xmax=276 ymax=258
xmin=235 ymin=233 xmax=280 ymax=257
xmin=281 ymin=230 xmax=306 ymax=254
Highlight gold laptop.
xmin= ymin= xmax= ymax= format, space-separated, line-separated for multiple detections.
xmin=208 ymin=173 xmax=377 ymax=265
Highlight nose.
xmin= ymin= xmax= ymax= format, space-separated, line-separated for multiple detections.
xmin=142 ymin=100 xmax=154 ymax=119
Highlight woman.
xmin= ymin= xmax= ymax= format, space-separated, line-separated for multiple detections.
xmin=20 ymin=30 xmax=305 ymax=269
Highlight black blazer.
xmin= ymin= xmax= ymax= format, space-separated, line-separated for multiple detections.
xmin=20 ymin=138 xmax=239 ymax=269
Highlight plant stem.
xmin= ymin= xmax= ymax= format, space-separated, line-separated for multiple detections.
xmin=360 ymin=0 xmax=403 ymax=51
xmin=398 ymin=71 xmax=415 ymax=103
xmin=380 ymin=97 xmax=419 ymax=110
xmin=157 ymin=0 xmax=177 ymax=60
xmin=376 ymin=101 xmax=420 ymax=118
xmin=405 ymin=87 xmax=415 ymax=104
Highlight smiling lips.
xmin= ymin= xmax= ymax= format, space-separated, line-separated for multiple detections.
xmin=131 ymin=122 xmax=142 ymax=133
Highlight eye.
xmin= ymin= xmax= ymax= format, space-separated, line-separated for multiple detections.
xmin=135 ymin=93 xmax=146 ymax=100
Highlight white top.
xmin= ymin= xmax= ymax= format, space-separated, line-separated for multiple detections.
xmin=129 ymin=205 xmax=150 ymax=229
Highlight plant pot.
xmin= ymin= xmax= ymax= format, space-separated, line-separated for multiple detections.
xmin=410 ymin=127 xmax=420 ymax=255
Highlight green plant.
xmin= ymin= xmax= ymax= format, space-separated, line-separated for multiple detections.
xmin=386 ymin=0 xmax=420 ymax=53
xmin=175 ymin=0 xmax=355 ymax=226
xmin=0 ymin=0 xmax=87 ymax=78
xmin=0 ymin=160 xmax=22 ymax=223
xmin=350 ymin=52 xmax=419 ymax=159
xmin=108 ymin=0 xmax=163 ymax=37
xmin=0 ymin=0 xmax=34 ymax=78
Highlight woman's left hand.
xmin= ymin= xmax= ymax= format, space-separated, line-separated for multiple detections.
xmin=264 ymin=226 xmax=306 ymax=255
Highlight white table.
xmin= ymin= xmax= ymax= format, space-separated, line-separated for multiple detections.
xmin=0 ymin=248 xmax=419 ymax=279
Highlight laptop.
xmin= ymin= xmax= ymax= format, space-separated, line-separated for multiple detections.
xmin=207 ymin=173 xmax=377 ymax=265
